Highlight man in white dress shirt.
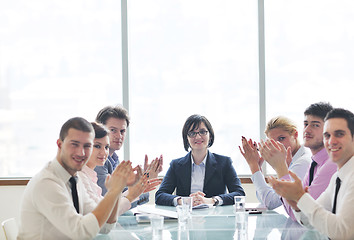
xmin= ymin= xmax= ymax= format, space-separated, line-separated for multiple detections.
xmin=18 ymin=117 xmax=140 ymax=239
xmin=269 ymin=108 xmax=354 ymax=239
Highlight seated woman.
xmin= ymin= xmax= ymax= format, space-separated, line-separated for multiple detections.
xmin=78 ymin=122 xmax=158 ymax=215
xmin=155 ymin=114 xmax=245 ymax=207
xmin=239 ymin=116 xmax=311 ymax=210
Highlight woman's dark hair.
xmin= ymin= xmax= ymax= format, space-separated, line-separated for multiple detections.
xmin=182 ymin=114 xmax=215 ymax=151
xmin=91 ymin=122 xmax=109 ymax=139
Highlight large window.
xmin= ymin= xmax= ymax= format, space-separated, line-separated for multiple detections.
xmin=0 ymin=0 xmax=122 ymax=177
xmin=265 ymin=0 xmax=354 ymax=135
xmin=127 ymin=0 xmax=259 ymax=174
xmin=264 ymin=0 xmax=354 ymax=174
xmin=1 ymin=0 xmax=353 ymax=178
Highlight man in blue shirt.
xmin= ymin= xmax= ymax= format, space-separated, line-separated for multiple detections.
xmin=94 ymin=105 xmax=163 ymax=208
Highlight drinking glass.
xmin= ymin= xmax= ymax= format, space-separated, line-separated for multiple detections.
xmin=176 ymin=205 xmax=190 ymax=227
xmin=150 ymin=215 xmax=163 ymax=239
xmin=234 ymin=196 xmax=246 ymax=212
xmin=181 ymin=196 xmax=193 ymax=213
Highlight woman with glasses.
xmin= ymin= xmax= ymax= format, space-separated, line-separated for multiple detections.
xmin=155 ymin=114 xmax=245 ymax=207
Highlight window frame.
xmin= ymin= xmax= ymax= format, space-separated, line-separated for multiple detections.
xmin=0 ymin=0 xmax=268 ymax=183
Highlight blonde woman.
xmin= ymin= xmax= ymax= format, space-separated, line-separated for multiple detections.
xmin=239 ymin=116 xmax=311 ymax=210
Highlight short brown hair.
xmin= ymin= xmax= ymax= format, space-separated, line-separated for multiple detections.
xmin=325 ymin=108 xmax=354 ymax=137
xmin=96 ymin=105 xmax=130 ymax=127
xmin=59 ymin=117 xmax=94 ymax=141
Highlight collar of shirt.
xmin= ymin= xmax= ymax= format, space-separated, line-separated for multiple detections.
xmin=311 ymin=147 xmax=329 ymax=166
xmin=52 ymin=158 xmax=74 ymax=185
xmin=289 ymin=145 xmax=309 ymax=168
xmin=337 ymin=155 xmax=354 ymax=182
xmin=191 ymin=153 xmax=207 ymax=169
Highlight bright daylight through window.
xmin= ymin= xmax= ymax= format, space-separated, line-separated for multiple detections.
xmin=0 ymin=0 xmax=353 ymax=178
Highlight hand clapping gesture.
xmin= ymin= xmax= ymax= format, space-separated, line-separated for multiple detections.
xmin=239 ymin=136 xmax=263 ymax=174
xmin=259 ymin=139 xmax=292 ymax=178
xmin=105 ymin=160 xmax=133 ymax=193
xmin=268 ymin=171 xmax=306 ymax=203
xmin=144 ymin=154 xmax=163 ymax=179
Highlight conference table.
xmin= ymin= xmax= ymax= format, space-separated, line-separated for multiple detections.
xmin=94 ymin=205 xmax=328 ymax=240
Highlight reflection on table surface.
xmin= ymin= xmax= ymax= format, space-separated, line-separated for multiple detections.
xmin=94 ymin=205 xmax=328 ymax=240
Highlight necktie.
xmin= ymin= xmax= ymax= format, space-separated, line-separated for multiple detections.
xmin=308 ymin=161 xmax=317 ymax=186
xmin=332 ymin=177 xmax=341 ymax=214
xmin=69 ymin=176 xmax=79 ymax=213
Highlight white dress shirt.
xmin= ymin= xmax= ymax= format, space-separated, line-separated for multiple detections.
xmin=18 ymin=159 xmax=113 ymax=240
xmin=251 ymin=145 xmax=311 ymax=209
xmin=295 ymin=156 xmax=354 ymax=240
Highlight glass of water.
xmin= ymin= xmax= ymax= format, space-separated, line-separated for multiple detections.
xmin=150 ymin=215 xmax=164 ymax=239
xmin=176 ymin=204 xmax=190 ymax=227
xmin=234 ymin=196 xmax=246 ymax=212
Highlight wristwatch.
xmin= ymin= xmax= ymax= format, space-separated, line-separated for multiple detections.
xmin=212 ymin=197 xmax=219 ymax=206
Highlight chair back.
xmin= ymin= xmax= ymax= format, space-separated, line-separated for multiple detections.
xmin=2 ymin=218 xmax=18 ymax=240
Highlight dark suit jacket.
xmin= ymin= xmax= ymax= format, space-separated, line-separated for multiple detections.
xmin=155 ymin=151 xmax=245 ymax=206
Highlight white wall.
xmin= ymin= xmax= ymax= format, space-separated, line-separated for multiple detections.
xmin=0 ymin=186 xmax=26 ymax=240
xmin=0 ymin=183 xmax=257 ymax=240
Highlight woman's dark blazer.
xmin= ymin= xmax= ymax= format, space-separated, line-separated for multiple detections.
xmin=155 ymin=151 xmax=245 ymax=206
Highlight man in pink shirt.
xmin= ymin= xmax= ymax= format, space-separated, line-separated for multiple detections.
xmin=260 ymin=102 xmax=337 ymax=220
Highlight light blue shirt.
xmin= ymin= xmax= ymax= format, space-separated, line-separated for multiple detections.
xmin=190 ymin=154 xmax=207 ymax=193
xmin=173 ymin=153 xmax=223 ymax=206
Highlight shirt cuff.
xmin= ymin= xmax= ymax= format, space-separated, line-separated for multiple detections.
xmin=296 ymin=193 xmax=314 ymax=226
xmin=298 ymin=193 xmax=316 ymax=213
xmin=173 ymin=197 xmax=181 ymax=206
xmin=99 ymin=222 xmax=115 ymax=234
xmin=214 ymin=196 xmax=223 ymax=206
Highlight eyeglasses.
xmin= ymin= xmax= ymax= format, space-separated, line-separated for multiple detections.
xmin=187 ymin=130 xmax=208 ymax=138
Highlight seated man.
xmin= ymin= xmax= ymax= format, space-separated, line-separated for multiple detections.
xmin=18 ymin=117 xmax=141 ymax=239
xmin=269 ymin=108 xmax=354 ymax=239
xmin=259 ymin=102 xmax=337 ymax=220
xmin=94 ymin=105 xmax=163 ymax=209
